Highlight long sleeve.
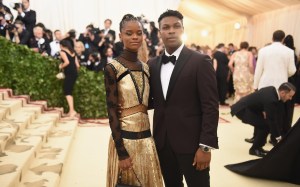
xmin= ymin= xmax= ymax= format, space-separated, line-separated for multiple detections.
xmin=197 ymin=55 xmax=219 ymax=149
xmin=104 ymin=64 xmax=129 ymax=160
xmin=253 ymin=50 xmax=263 ymax=89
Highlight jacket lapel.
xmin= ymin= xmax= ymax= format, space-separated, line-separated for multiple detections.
xmin=156 ymin=55 xmax=166 ymax=103
xmin=166 ymin=46 xmax=191 ymax=101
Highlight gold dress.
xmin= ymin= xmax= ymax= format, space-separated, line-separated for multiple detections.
xmin=104 ymin=50 xmax=163 ymax=187
xmin=233 ymin=51 xmax=254 ymax=103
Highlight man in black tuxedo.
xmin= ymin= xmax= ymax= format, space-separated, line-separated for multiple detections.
xmin=100 ymin=19 xmax=116 ymax=43
xmin=231 ymin=82 xmax=296 ymax=157
xmin=214 ymin=43 xmax=229 ymax=105
xmin=15 ymin=0 xmax=36 ymax=37
xmin=148 ymin=10 xmax=219 ymax=187
xmin=28 ymin=25 xmax=50 ymax=56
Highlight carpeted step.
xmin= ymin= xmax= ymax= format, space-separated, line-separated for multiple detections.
xmin=0 ymin=113 xmax=60 ymax=187
xmin=18 ymin=119 xmax=78 ymax=187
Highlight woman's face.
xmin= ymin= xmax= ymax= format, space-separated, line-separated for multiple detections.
xmin=106 ymin=48 xmax=113 ymax=57
xmin=119 ymin=21 xmax=143 ymax=52
xmin=74 ymin=42 xmax=84 ymax=54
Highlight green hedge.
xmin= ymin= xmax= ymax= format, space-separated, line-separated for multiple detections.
xmin=0 ymin=36 xmax=107 ymax=118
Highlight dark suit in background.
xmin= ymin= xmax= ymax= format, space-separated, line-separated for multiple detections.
xmin=28 ymin=37 xmax=51 ymax=56
xmin=148 ymin=46 xmax=219 ymax=186
xmin=231 ymin=86 xmax=281 ymax=151
xmin=16 ymin=10 xmax=36 ymax=37
xmin=100 ymin=29 xmax=116 ymax=42
xmin=214 ymin=50 xmax=229 ymax=104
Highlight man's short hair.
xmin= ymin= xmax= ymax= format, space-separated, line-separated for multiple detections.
xmin=105 ymin=19 xmax=112 ymax=24
xmin=14 ymin=20 xmax=24 ymax=25
xmin=278 ymin=82 xmax=296 ymax=92
xmin=228 ymin=43 xmax=234 ymax=47
xmin=54 ymin=29 xmax=61 ymax=34
xmin=158 ymin=10 xmax=183 ymax=27
xmin=216 ymin=43 xmax=225 ymax=49
xmin=273 ymin=30 xmax=285 ymax=42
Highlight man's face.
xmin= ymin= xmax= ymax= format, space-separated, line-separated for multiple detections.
xmin=54 ymin=31 xmax=62 ymax=41
xmin=280 ymin=90 xmax=295 ymax=102
xmin=159 ymin=16 xmax=184 ymax=50
xmin=22 ymin=0 xmax=29 ymax=10
xmin=34 ymin=27 xmax=43 ymax=39
xmin=104 ymin=20 xmax=111 ymax=29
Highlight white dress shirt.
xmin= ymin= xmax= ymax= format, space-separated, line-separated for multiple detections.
xmin=254 ymin=42 xmax=296 ymax=90
xmin=104 ymin=29 xmax=110 ymax=36
xmin=50 ymin=40 xmax=61 ymax=57
xmin=160 ymin=43 xmax=184 ymax=99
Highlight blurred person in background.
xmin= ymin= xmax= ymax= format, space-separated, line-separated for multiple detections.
xmin=248 ymin=46 xmax=258 ymax=71
xmin=100 ymin=18 xmax=116 ymax=42
xmin=203 ymin=47 xmax=217 ymax=70
xmin=15 ymin=0 xmax=36 ymax=37
xmin=28 ymin=25 xmax=51 ymax=56
xmin=50 ymin=29 xmax=63 ymax=58
xmin=5 ymin=20 xmax=30 ymax=45
xmin=59 ymin=39 xmax=80 ymax=118
xmin=74 ymin=40 xmax=88 ymax=67
xmin=228 ymin=41 xmax=254 ymax=103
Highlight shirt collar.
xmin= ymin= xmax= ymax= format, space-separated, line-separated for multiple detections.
xmin=164 ymin=43 xmax=184 ymax=60
xmin=25 ymin=8 xmax=31 ymax=12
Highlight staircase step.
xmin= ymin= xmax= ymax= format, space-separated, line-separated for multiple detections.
xmin=0 ymin=113 xmax=60 ymax=187
xmin=0 ymin=89 xmax=12 ymax=100
xmin=0 ymin=106 xmax=44 ymax=154
xmin=0 ymin=99 xmax=23 ymax=118
xmin=18 ymin=119 xmax=78 ymax=187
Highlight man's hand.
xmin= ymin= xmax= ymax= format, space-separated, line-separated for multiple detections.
xmin=17 ymin=7 xmax=23 ymax=14
xmin=192 ymin=148 xmax=211 ymax=171
xmin=119 ymin=157 xmax=133 ymax=171
xmin=262 ymin=111 xmax=266 ymax=119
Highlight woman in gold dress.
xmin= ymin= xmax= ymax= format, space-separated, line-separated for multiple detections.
xmin=104 ymin=14 xmax=163 ymax=187
xmin=228 ymin=41 xmax=254 ymax=103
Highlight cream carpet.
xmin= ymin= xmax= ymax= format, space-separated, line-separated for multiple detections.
xmin=59 ymin=106 xmax=300 ymax=187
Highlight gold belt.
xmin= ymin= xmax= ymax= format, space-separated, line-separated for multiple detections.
xmin=119 ymin=104 xmax=148 ymax=118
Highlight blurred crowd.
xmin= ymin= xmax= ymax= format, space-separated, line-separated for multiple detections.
xmin=1 ymin=0 xmax=299 ymax=104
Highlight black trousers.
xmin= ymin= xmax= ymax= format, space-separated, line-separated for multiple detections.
xmin=235 ymin=108 xmax=269 ymax=149
xmin=217 ymin=75 xmax=228 ymax=104
xmin=157 ymin=138 xmax=210 ymax=187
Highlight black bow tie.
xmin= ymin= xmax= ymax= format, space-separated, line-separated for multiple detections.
xmin=162 ymin=54 xmax=176 ymax=65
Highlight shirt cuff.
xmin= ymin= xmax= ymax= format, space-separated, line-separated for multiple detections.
xmin=21 ymin=12 xmax=25 ymax=17
xmin=199 ymin=144 xmax=215 ymax=150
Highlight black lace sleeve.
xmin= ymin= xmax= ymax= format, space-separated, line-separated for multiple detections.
xmin=104 ymin=64 xmax=129 ymax=160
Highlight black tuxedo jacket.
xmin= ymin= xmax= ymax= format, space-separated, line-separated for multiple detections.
xmin=100 ymin=29 xmax=116 ymax=42
xmin=214 ymin=50 xmax=229 ymax=77
xmin=16 ymin=10 xmax=36 ymax=35
xmin=148 ymin=46 xmax=219 ymax=154
xmin=231 ymin=86 xmax=281 ymax=137
xmin=28 ymin=37 xmax=51 ymax=55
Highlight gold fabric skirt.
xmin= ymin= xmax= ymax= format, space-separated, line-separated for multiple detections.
xmin=106 ymin=135 xmax=164 ymax=187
